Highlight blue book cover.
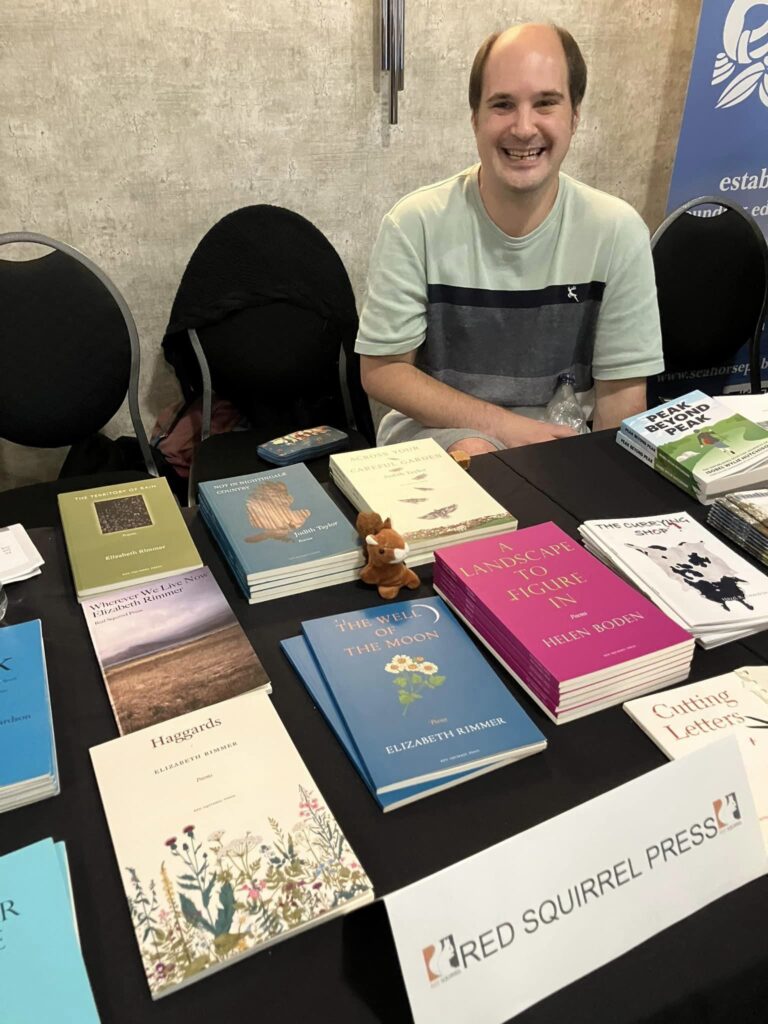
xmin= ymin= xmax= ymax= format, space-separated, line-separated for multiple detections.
xmin=198 ymin=464 xmax=362 ymax=580
xmin=300 ymin=597 xmax=546 ymax=793
xmin=280 ymin=635 xmax=498 ymax=811
xmin=0 ymin=839 xmax=100 ymax=1022
xmin=0 ymin=619 xmax=56 ymax=795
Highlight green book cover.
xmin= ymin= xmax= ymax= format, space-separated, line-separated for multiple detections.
xmin=621 ymin=391 xmax=768 ymax=497
xmin=58 ymin=477 xmax=201 ymax=598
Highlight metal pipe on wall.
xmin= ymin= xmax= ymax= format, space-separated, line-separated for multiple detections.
xmin=381 ymin=0 xmax=404 ymax=124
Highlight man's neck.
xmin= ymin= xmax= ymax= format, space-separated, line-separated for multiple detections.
xmin=478 ymin=171 xmax=560 ymax=238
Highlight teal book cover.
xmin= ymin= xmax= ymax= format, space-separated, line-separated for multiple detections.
xmin=198 ymin=464 xmax=362 ymax=579
xmin=0 ymin=839 xmax=100 ymax=1022
xmin=0 ymin=619 xmax=55 ymax=791
xmin=301 ymin=596 xmax=546 ymax=793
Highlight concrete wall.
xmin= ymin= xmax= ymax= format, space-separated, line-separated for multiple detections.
xmin=0 ymin=0 xmax=700 ymax=488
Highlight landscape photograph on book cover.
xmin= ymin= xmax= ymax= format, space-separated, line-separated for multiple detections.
xmin=84 ymin=569 xmax=268 ymax=733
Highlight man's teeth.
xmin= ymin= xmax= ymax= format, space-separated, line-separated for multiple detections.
xmin=503 ymin=148 xmax=544 ymax=160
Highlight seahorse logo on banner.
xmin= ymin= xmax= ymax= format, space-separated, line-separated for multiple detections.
xmin=712 ymin=0 xmax=768 ymax=109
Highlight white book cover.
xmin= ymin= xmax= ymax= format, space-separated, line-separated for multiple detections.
xmin=579 ymin=513 xmax=768 ymax=630
xmin=719 ymin=392 xmax=768 ymax=430
xmin=330 ymin=439 xmax=515 ymax=547
xmin=90 ymin=691 xmax=373 ymax=999
xmin=624 ymin=667 xmax=768 ymax=848
xmin=0 ymin=523 xmax=44 ymax=583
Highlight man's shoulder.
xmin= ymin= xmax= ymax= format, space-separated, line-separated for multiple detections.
xmin=386 ymin=166 xmax=478 ymax=228
xmin=561 ymin=174 xmax=649 ymax=241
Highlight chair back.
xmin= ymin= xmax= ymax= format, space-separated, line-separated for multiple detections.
xmin=0 ymin=232 xmax=155 ymax=472
xmin=651 ymin=198 xmax=768 ymax=393
xmin=162 ymin=205 xmax=375 ymax=444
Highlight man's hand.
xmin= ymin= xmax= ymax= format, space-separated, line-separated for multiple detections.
xmin=360 ymin=352 xmax=579 ymax=449
xmin=492 ymin=411 xmax=578 ymax=448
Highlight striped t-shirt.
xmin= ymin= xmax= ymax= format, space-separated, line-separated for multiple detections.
xmin=355 ymin=166 xmax=664 ymax=443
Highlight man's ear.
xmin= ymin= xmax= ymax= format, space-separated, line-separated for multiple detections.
xmin=471 ymin=109 xmax=478 ymax=134
xmin=571 ymin=105 xmax=581 ymax=133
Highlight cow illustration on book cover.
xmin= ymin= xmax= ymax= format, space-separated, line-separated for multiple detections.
xmin=628 ymin=541 xmax=755 ymax=612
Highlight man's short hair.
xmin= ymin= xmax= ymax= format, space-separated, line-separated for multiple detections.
xmin=468 ymin=25 xmax=588 ymax=114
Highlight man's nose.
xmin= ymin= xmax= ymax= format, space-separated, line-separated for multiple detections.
xmin=511 ymin=105 xmax=535 ymax=138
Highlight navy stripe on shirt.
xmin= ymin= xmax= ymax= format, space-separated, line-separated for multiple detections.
xmin=427 ymin=281 xmax=606 ymax=309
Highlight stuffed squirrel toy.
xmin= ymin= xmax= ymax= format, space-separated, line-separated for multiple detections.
xmin=356 ymin=512 xmax=420 ymax=600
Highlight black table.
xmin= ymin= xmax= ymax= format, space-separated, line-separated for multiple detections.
xmin=2 ymin=444 xmax=766 ymax=1024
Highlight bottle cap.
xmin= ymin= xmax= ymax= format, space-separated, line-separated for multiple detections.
xmin=557 ymin=372 xmax=576 ymax=386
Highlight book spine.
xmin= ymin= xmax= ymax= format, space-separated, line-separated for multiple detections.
xmin=620 ymin=422 xmax=659 ymax=460
xmin=617 ymin=432 xmax=697 ymax=496
xmin=616 ymin=430 xmax=654 ymax=466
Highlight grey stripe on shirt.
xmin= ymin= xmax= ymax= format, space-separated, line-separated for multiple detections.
xmin=420 ymin=294 xmax=602 ymax=408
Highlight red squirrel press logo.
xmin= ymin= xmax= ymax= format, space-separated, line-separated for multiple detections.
xmin=713 ymin=791 xmax=742 ymax=831
xmin=422 ymin=934 xmax=460 ymax=984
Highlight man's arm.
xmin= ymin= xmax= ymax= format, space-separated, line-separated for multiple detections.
xmin=592 ymin=377 xmax=647 ymax=431
xmin=361 ymin=351 xmax=577 ymax=448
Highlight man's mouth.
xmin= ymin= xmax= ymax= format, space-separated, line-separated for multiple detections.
xmin=501 ymin=147 xmax=545 ymax=161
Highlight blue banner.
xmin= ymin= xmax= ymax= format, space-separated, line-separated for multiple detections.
xmin=653 ymin=0 xmax=768 ymax=400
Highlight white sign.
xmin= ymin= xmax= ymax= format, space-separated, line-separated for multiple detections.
xmin=385 ymin=739 xmax=767 ymax=1024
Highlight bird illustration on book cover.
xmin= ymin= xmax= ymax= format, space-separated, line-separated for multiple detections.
xmin=244 ymin=481 xmax=310 ymax=544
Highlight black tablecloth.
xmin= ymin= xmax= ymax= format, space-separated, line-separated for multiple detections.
xmin=2 ymin=444 xmax=766 ymax=1023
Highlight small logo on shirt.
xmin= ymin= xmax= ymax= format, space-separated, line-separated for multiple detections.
xmin=567 ymin=285 xmax=579 ymax=302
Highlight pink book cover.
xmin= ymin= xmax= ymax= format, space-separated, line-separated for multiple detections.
xmin=434 ymin=522 xmax=692 ymax=686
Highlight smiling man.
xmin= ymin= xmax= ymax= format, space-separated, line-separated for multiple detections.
xmin=357 ymin=23 xmax=664 ymax=455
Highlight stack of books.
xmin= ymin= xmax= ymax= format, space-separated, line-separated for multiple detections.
xmin=580 ymin=512 xmax=768 ymax=648
xmin=624 ymin=666 xmax=768 ymax=848
xmin=329 ymin=438 xmax=516 ymax=565
xmin=0 ymin=838 xmax=100 ymax=1022
xmin=0 ymin=523 xmax=44 ymax=583
xmin=617 ymin=390 xmax=768 ymax=502
xmin=198 ymin=464 xmax=364 ymax=602
xmin=81 ymin=566 xmax=271 ymax=734
xmin=58 ymin=477 xmax=202 ymax=600
xmin=432 ymin=523 xmax=695 ymax=724
xmin=707 ymin=489 xmax=768 ymax=565
xmin=282 ymin=596 xmax=546 ymax=810
xmin=91 ymin=690 xmax=373 ymax=998
xmin=0 ymin=619 xmax=59 ymax=812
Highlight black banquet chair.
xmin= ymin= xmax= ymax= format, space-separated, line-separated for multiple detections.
xmin=0 ymin=232 xmax=156 ymax=528
xmin=161 ymin=205 xmax=375 ymax=503
xmin=650 ymin=196 xmax=768 ymax=398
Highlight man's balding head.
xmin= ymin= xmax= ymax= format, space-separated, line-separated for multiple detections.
xmin=468 ymin=23 xmax=587 ymax=115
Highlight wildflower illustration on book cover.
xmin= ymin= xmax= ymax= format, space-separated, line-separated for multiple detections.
xmin=126 ymin=786 xmax=371 ymax=996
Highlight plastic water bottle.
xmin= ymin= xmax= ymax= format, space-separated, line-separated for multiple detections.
xmin=545 ymin=373 xmax=589 ymax=434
